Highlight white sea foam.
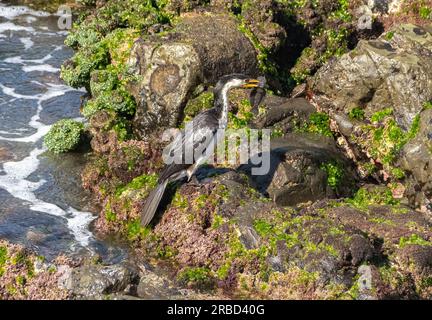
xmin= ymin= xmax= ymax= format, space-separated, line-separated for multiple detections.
xmin=4 ymin=54 xmax=53 ymax=65
xmin=0 ymin=82 xmax=94 ymax=246
xmin=23 ymin=65 xmax=59 ymax=73
xmin=0 ymin=5 xmax=95 ymax=249
xmin=0 ymin=83 xmax=75 ymax=143
xmin=20 ymin=37 xmax=34 ymax=50
xmin=1 ymin=72 xmax=91 ymax=246
xmin=0 ymin=130 xmax=26 ymax=136
xmin=0 ymin=5 xmax=50 ymax=20
xmin=0 ymin=22 xmax=34 ymax=33
xmin=66 ymin=208 xmax=95 ymax=247
xmin=0 ymin=148 xmax=95 ymax=247
xmin=0 ymin=83 xmax=39 ymax=100
xmin=25 ymin=16 xmax=37 ymax=24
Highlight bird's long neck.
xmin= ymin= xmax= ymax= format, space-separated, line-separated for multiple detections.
xmin=214 ymin=86 xmax=230 ymax=128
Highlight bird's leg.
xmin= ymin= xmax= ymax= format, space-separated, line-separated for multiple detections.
xmin=186 ymin=164 xmax=201 ymax=186
xmin=188 ymin=175 xmax=200 ymax=186
xmin=186 ymin=155 xmax=208 ymax=186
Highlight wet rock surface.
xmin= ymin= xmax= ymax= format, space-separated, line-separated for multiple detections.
xmin=59 ymin=263 xmax=139 ymax=298
xmin=242 ymin=134 xmax=358 ymax=206
xmin=311 ymin=24 xmax=432 ymax=129
xmin=0 ymin=146 xmax=13 ymax=162
xmin=399 ymin=108 xmax=432 ymax=211
xmin=309 ymin=23 xmax=432 ymax=213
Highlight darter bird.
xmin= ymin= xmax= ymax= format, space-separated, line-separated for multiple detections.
xmin=140 ymin=74 xmax=263 ymax=226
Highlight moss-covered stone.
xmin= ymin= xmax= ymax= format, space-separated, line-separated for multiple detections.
xmin=60 ymin=0 xmax=432 ymax=300
xmin=399 ymin=234 xmax=432 ymax=249
xmin=350 ymin=108 xmax=421 ymax=181
xmin=44 ymin=119 xmax=85 ymax=154
xmin=320 ymin=161 xmax=344 ymax=190
xmin=345 ymin=186 xmax=399 ymax=211
xmin=0 ymin=241 xmax=70 ymax=300
xmin=183 ymin=91 xmax=214 ymax=120
xmin=348 ymin=107 xmax=365 ymax=121
xmin=227 ymin=98 xmax=254 ymax=130
xmin=296 ymin=112 xmax=334 ymax=137
xmin=60 ymin=0 xmax=175 ymax=142
xmin=177 ymin=267 xmax=214 ymax=288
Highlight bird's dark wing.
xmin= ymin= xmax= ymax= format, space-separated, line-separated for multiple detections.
xmin=158 ymin=109 xmax=220 ymax=183
xmin=191 ymin=108 xmax=220 ymax=132
xmin=158 ymin=163 xmax=190 ymax=183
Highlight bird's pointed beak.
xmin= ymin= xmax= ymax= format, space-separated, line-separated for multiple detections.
xmin=241 ymin=79 xmax=260 ymax=89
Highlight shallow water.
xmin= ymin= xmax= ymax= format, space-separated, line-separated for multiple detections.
xmin=0 ymin=3 xmax=126 ymax=262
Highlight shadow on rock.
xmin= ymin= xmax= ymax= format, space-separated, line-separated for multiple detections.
xmin=239 ymin=133 xmax=358 ymax=206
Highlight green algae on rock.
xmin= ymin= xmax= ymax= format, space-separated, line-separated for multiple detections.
xmin=309 ymin=23 xmax=432 ymax=212
xmin=0 ymin=240 xmax=70 ymax=300
xmin=140 ymin=172 xmax=432 ymax=299
xmin=44 ymin=119 xmax=85 ymax=154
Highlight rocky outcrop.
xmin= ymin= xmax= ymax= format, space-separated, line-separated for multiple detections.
xmin=253 ymin=97 xmax=316 ymax=133
xmin=58 ymin=263 xmax=139 ymax=298
xmin=311 ymin=24 xmax=432 ymax=129
xmin=309 ymin=23 xmax=432 ymax=212
xmin=148 ymin=173 xmax=432 ymax=299
xmin=73 ymin=8 xmax=432 ymax=298
xmin=0 ymin=239 xmax=218 ymax=300
xmin=227 ymin=0 xmax=286 ymax=53
xmin=126 ymin=12 xmax=259 ymax=138
xmin=0 ymin=240 xmax=71 ymax=300
xmin=399 ymin=108 xmax=432 ymax=211
xmin=322 ymin=202 xmax=432 ymax=299
xmin=45 ymin=0 xmax=432 ymax=301
xmin=242 ymin=134 xmax=358 ymax=206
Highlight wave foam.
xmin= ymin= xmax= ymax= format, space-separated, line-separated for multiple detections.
xmin=0 ymin=13 xmax=95 ymax=249
xmin=0 ymin=5 xmax=50 ymax=20
xmin=23 ymin=65 xmax=59 ymax=73
xmin=0 ymin=148 xmax=95 ymax=247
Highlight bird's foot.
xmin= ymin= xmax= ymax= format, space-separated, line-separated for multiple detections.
xmin=187 ymin=175 xmax=201 ymax=186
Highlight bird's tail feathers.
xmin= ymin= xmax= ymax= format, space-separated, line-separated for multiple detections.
xmin=140 ymin=180 xmax=168 ymax=227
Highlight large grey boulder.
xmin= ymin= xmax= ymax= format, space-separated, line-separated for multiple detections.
xmin=252 ymin=97 xmax=316 ymax=133
xmin=309 ymin=24 xmax=432 ymax=212
xmin=126 ymin=12 xmax=258 ymax=138
xmin=241 ymin=134 xmax=358 ymax=206
xmin=310 ymin=24 xmax=432 ymax=129
xmin=136 ymin=267 xmax=182 ymax=300
xmin=399 ymin=108 xmax=432 ymax=211
xmin=366 ymin=0 xmax=404 ymax=14
xmin=58 ymin=263 xmax=139 ymax=298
